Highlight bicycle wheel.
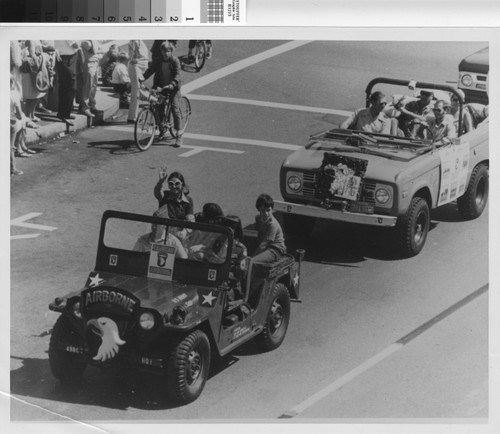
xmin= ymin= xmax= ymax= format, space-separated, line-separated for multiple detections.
xmin=194 ymin=41 xmax=207 ymax=72
xmin=168 ymin=96 xmax=192 ymax=137
xmin=134 ymin=108 xmax=157 ymax=151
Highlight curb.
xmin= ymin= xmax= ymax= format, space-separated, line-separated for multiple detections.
xmin=25 ymin=96 xmax=120 ymax=147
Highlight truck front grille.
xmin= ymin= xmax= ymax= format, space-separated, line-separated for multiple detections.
xmin=300 ymin=171 xmax=376 ymax=206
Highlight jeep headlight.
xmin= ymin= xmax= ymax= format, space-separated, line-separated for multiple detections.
xmin=375 ymin=185 xmax=393 ymax=208
xmin=72 ymin=301 xmax=82 ymax=319
xmin=139 ymin=312 xmax=155 ymax=330
xmin=461 ymin=74 xmax=473 ymax=87
xmin=286 ymin=172 xmax=303 ymax=193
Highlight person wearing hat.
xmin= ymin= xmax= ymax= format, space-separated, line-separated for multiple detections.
xmin=395 ymin=89 xmax=435 ymax=138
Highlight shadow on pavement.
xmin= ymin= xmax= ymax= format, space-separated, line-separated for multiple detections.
xmin=10 ymin=350 xmax=243 ymax=413
xmin=270 ymin=215 xmax=441 ymax=264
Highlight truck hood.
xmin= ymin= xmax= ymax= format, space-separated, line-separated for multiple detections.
xmin=282 ymin=140 xmax=435 ymax=183
xmin=459 ymin=47 xmax=489 ymax=74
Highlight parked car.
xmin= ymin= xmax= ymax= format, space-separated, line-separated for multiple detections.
xmin=48 ymin=210 xmax=304 ymax=404
xmin=275 ymin=77 xmax=489 ymax=258
xmin=458 ymin=46 xmax=489 ymax=104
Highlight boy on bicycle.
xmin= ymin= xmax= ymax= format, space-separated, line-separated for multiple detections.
xmin=140 ymin=41 xmax=184 ymax=147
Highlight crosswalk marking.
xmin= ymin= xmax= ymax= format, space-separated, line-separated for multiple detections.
xmin=186 ymin=94 xmax=351 ymax=117
xmin=11 ymin=213 xmax=57 ymax=241
xmin=104 ymin=126 xmax=302 ymax=152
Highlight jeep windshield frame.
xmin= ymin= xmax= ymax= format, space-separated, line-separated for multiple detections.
xmin=95 ymin=210 xmax=234 ymax=287
xmin=365 ymin=77 xmax=465 ymax=137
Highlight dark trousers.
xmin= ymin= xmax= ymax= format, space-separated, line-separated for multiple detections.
xmin=57 ymin=54 xmax=79 ymax=119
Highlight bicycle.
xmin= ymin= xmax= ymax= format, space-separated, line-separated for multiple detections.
xmin=134 ymin=87 xmax=192 ymax=152
xmin=193 ymin=41 xmax=207 ymax=72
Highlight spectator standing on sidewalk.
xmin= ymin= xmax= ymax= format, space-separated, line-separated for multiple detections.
xmin=10 ymin=40 xmax=23 ymax=98
xmin=20 ymin=40 xmax=54 ymax=125
xmin=54 ymin=40 xmax=83 ymax=126
xmin=77 ymin=40 xmax=102 ymax=118
xmin=37 ymin=41 xmax=57 ymax=115
xmin=100 ymin=44 xmax=118 ymax=87
xmin=127 ymin=40 xmax=149 ymax=123
xmin=111 ymin=52 xmax=131 ymax=107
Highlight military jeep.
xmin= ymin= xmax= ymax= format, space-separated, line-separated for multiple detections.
xmin=48 ymin=210 xmax=304 ymax=404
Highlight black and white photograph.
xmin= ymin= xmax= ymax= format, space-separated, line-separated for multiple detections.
xmin=3 ymin=21 xmax=499 ymax=434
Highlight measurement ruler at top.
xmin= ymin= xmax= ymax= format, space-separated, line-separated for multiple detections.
xmin=8 ymin=0 xmax=245 ymax=23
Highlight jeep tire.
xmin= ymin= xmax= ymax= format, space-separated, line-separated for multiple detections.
xmin=255 ymin=283 xmax=291 ymax=352
xmin=457 ymin=163 xmax=489 ymax=220
xmin=397 ymin=197 xmax=430 ymax=258
xmin=166 ymin=330 xmax=211 ymax=405
xmin=282 ymin=213 xmax=316 ymax=238
xmin=49 ymin=315 xmax=87 ymax=383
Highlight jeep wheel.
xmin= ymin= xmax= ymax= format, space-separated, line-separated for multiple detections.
xmin=166 ymin=330 xmax=211 ymax=405
xmin=282 ymin=213 xmax=316 ymax=238
xmin=457 ymin=164 xmax=489 ymax=220
xmin=255 ymin=283 xmax=290 ymax=352
xmin=396 ymin=197 xmax=430 ymax=258
xmin=49 ymin=315 xmax=87 ymax=383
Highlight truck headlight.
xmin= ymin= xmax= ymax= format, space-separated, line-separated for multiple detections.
xmin=139 ymin=312 xmax=155 ymax=330
xmin=461 ymin=74 xmax=473 ymax=87
xmin=375 ymin=185 xmax=393 ymax=208
xmin=286 ymin=172 xmax=303 ymax=193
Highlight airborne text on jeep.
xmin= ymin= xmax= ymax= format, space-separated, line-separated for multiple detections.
xmin=275 ymin=77 xmax=489 ymax=257
xmin=48 ymin=210 xmax=304 ymax=404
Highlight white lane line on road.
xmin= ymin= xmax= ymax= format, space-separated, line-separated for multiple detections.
xmin=279 ymin=343 xmax=403 ymax=418
xmin=184 ymin=133 xmax=301 ymax=151
xmin=183 ymin=41 xmax=311 ymax=94
xmin=186 ymin=94 xmax=352 ymax=117
xmin=279 ymin=284 xmax=489 ymax=419
xmin=11 ymin=234 xmax=40 ymax=240
xmin=104 ymin=126 xmax=301 ymax=151
xmin=11 ymin=213 xmax=57 ymax=232
xmin=178 ymin=145 xmax=244 ymax=157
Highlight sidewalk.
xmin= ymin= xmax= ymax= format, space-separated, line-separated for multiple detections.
xmin=24 ymin=85 xmax=121 ymax=147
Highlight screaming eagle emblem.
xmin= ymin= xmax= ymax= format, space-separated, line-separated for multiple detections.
xmin=87 ymin=317 xmax=125 ymax=362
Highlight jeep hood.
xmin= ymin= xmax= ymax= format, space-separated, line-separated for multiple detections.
xmin=282 ymin=140 xmax=435 ymax=183
xmin=70 ymin=271 xmax=221 ymax=314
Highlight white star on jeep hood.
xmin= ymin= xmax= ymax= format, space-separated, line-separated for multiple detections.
xmin=89 ymin=273 xmax=104 ymax=288
xmin=202 ymin=291 xmax=216 ymax=306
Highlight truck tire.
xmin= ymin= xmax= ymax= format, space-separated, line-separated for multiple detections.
xmin=282 ymin=213 xmax=316 ymax=238
xmin=397 ymin=197 xmax=430 ymax=258
xmin=255 ymin=283 xmax=290 ymax=352
xmin=49 ymin=315 xmax=87 ymax=383
xmin=166 ymin=330 xmax=211 ymax=405
xmin=457 ymin=164 xmax=489 ymax=220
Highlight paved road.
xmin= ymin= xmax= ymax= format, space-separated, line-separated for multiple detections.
xmin=10 ymin=40 xmax=489 ymax=424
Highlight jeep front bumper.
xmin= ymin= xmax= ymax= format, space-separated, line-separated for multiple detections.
xmin=274 ymin=200 xmax=398 ymax=227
